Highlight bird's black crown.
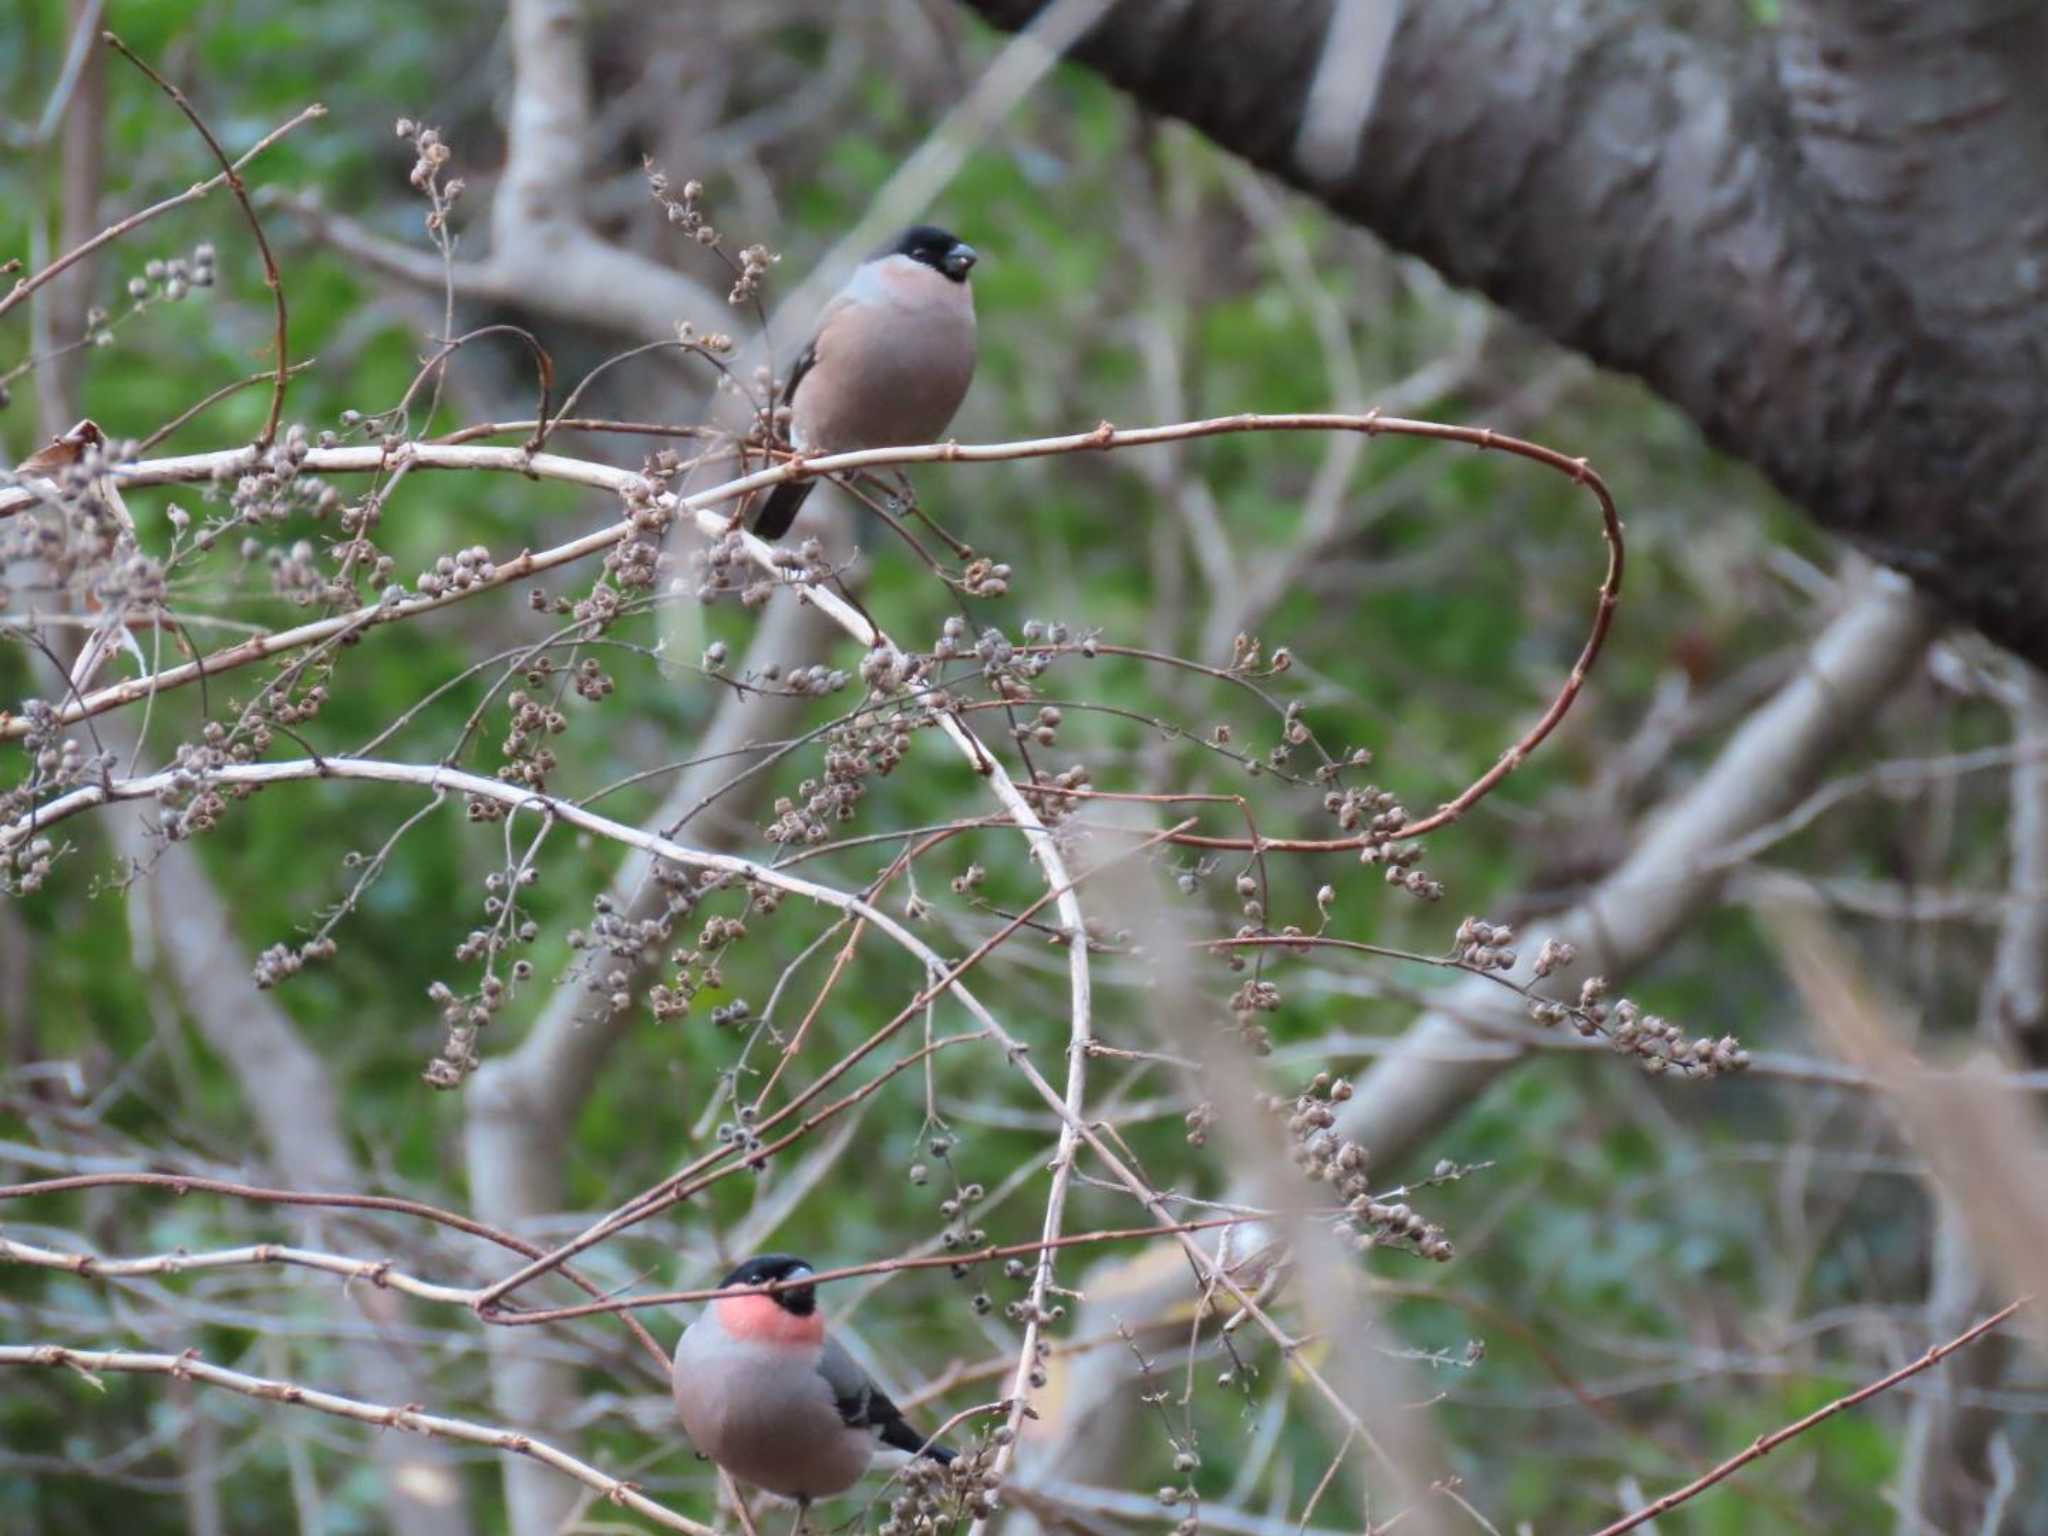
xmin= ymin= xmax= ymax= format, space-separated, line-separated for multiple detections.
xmin=718 ymin=1253 xmax=817 ymax=1316
xmin=879 ymin=224 xmax=977 ymax=283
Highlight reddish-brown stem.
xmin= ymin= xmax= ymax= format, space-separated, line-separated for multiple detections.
xmin=0 ymin=104 xmax=321 ymax=325
xmin=487 ymin=1215 xmax=1257 ymax=1326
xmin=2 ymin=415 xmax=1619 ymax=807
xmin=1588 ymin=1297 xmax=2029 ymax=1536
xmin=430 ymin=416 xmax=713 ymax=447
xmin=103 ymin=33 xmax=293 ymax=447
xmin=135 ymin=361 xmax=316 ymax=453
xmin=748 ymin=917 xmax=866 ymax=1114
xmin=468 ymin=818 xmax=1191 ymax=1312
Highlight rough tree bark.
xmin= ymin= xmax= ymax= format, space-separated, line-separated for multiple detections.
xmin=958 ymin=0 xmax=2048 ymax=666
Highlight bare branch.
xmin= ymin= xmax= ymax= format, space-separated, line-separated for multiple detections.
xmin=0 ymin=105 xmax=325 ymax=325
xmin=0 ymin=1344 xmax=718 ymax=1536
xmin=3 ymin=414 xmax=1624 ymax=864
xmin=1336 ymin=570 xmax=1939 ymax=1169
xmin=102 ymin=33 xmax=294 ymax=446
xmin=1590 ymin=1299 xmax=2028 ymax=1536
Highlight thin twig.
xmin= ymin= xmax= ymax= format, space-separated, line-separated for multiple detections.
xmin=0 ymin=104 xmax=324 ymax=324
xmin=101 ymin=33 xmax=294 ymax=446
xmin=0 ymin=1215 xmax=1255 ymax=1328
xmin=134 ymin=361 xmax=318 ymax=453
xmin=465 ymin=818 xmax=1192 ymax=1313
xmin=0 ymin=1344 xmax=715 ymax=1536
xmin=1 ymin=411 xmax=1623 ymax=856
xmin=0 ymin=1168 xmax=668 ymax=1370
xmin=476 ymin=1215 xmax=1257 ymax=1326
xmin=748 ymin=918 xmax=866 ymax=1113
xmin=1587 ymin=1297 xmax=2029 ymax=1536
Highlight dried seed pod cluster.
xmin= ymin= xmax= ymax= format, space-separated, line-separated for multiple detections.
xmin=1263 ymin=1073 xmax=1455 ymax=1262
xmin=879 ymin=1434 xmax=1006 ymax=1535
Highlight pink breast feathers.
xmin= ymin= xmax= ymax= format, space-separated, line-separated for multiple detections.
xmin=714 ymin=1292 xmax=826 ymax=1347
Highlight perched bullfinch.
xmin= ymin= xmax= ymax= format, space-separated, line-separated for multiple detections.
xmin=671 ymin=1254 xmax=957 ymax=1505
xmin=753 ymin=226 xmax=979 ymax=540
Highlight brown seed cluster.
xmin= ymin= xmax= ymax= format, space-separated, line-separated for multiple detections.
xmin=126 ymin=242 xmax=217 ymax=304
xmin=154 ymin=734 xmax=240 ymax=840
xmin=1528 ymin=976 xmax=1751 ymax=1077
xmin=644 ymin=161 xmax=782 ymax=311
xmin=2 ymin=702 xmax=94 ymax=891
xmin=763 ymin=705 xmax=922 ymax=846
xmin=415 ymin=544 xmax=497 ymax=601
xmin=727 ymin=243 xmax=777 ymax=308
xmin=3 ymin=433 xmax=164 ymax=618
xmin=1265 ymin=1073 xmax=1455 ymax=1262
xmin=604 ymin=472 xmax=675 ymax=594
xmin=253 ymin=935 xmax=337 ymax=990
xmin=396 ymin=119 xmax=465 ymax=235
xmin=197 ymin=427 xmax=367 ymax=604
xmin=646 ymin=165 xmax=717 ymax=246
xmin=1454 ymin=916 xmax=1519 ymax=972
xmin=1503 ymin=936 xmax=1751 ymax=1077
xmin=880 ymin=1434 xmax=1006 ymax=1535
xmin=643 ymin=887 xmax=754 ymax=1027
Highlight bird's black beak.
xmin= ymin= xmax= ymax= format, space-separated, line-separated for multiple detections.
xmin=943 ymin=243 xmax=978 ymax=279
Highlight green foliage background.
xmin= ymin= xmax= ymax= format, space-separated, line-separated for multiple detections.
xmin=1 ymin=2 xmax=2021 ymax=1533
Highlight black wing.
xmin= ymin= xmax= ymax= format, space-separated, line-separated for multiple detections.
xmin=822 ymin=1340 xmax=956 ymax=1464
xmin=781 ymin=337 xmax=818 ymax=407
xmin=754 ymin=336 xmax=822 ymax=537
xmin=753 ymin=478 xmax=814 ymax=538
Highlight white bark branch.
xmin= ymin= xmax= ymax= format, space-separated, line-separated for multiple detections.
xmin=85 ymin=508 xmax=474 ymax=1536
xmin=1337 ymin=569 xmax=1941 ymax=1167
xmin=1983 ymin=669 xmax=2048 ymax=1061
xmin=12 ymin=756 xmax=1001 ymax=1011
xmin=0 ymin=1343 xmax=715 ymax=1536
xmin=1 ymin=411 xmax=1613 ymax=745
xmin=0 ymin=1234 xmax=475 ymax=1306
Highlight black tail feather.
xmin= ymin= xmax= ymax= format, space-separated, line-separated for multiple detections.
xmin=878 ymin=1415 xmax=955 ymax=1464
xmin=754 ymin=479 xmax=813 ymax=539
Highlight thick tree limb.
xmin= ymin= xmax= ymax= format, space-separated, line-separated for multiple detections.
xmin=1775 ymin=1 xmax=2048 ymax=356
xmin=959 ymin=0 xmax=2048 ymax=666
xmin=268 ymin=0 xmax=722 ymax=347
xmin=485 ymin=0 xmax=723 ymax=339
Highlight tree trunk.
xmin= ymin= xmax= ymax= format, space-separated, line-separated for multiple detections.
xmin=959 ymin=0 xmax=2048 ymax=665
